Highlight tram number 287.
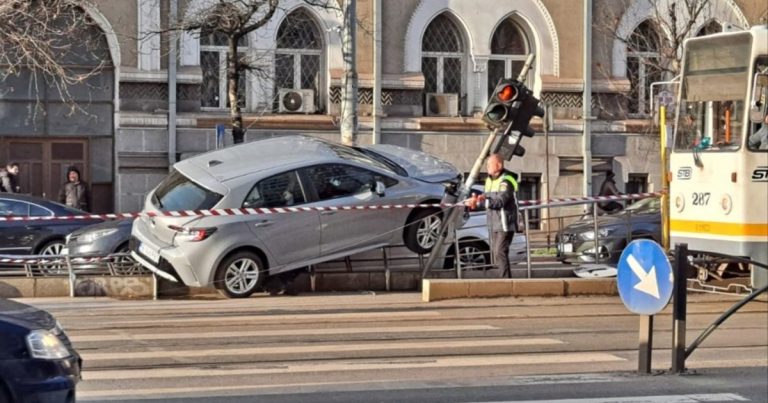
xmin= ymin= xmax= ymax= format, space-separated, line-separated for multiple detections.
xmin=691 ymin=192 xmax=711 ymax=206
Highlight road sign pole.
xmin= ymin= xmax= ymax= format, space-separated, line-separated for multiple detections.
xmin=638 ymin=314 xmax=653 ymax=374
xmin=672 ymin=243 xmax=689 ymax=373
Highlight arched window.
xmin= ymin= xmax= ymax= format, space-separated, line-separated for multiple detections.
xmin=488 ymin=17 xmax=530 ymax=99
xmin=696 ymin=20 xmax=722 ymax=37
xmin=626 ymin=20 xmax=663 ymax=115
xmin=200 ymin=32 xmax=247 ymax=108
xmin=275 ymin=8 xmax=323 ymax=111
xmin=421 ymin=13 xmax=465 ymax=96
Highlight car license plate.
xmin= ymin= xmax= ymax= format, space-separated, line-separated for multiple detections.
xmin=561 ymin=243 xmax=573 ymax=253
xmin=138 ymin=243 xmax=160 ymax=264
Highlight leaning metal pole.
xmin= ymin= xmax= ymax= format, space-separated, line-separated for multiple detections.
xmin=421 ymin=54 xmax=535 ymax=278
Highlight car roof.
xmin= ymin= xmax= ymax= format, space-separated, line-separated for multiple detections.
xmin=174 ymin=135 xmax=354 ymax=185
xmin=0 ymin=193 xmax=82 ymax=215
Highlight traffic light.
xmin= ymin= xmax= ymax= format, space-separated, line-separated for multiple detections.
xmin=483 ymin=79 xmax=521 ymax=127
xmin=484 ymin=78 xmax=545 ymax=159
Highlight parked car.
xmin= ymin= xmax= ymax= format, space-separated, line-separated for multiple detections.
xmin=64 ymin=219 xmax=133 ymax=257
xmin=0 ymin=299 xmax=81 ymax=403
xmin=132 ymin=135 xmax=460 ymax=298
xmin=556 ymin=197 xmax=661 ymax=264
xmin=0 ymin=194 xmax=101 ymax=256
xmin=444 ymin=210 xmax=528 ymax=270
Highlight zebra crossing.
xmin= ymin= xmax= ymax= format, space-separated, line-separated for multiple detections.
xmin=19 ymin=293 xmax=766 ymax=402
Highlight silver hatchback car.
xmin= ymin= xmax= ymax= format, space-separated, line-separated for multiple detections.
xmin=131 ymin=136 xmax=459 ymax=297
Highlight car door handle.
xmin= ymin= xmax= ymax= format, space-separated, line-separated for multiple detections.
xmin=320 ymin=211 xmax=337 ymax=216
xmin=253 ymin=220 xmax=273 ymax=228
xmin=24 ymin=225 xmax=42 ymax=230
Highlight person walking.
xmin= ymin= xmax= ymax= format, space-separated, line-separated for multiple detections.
xmin=0 ymin=162 xmax=20 ymax=193
xmin=466 ymin=153 xmax=519 ymax=278
xmin=598 ymin=170 xmax=622 ymax=214
xmin=58 ymin=166 xmax=89 ymax=211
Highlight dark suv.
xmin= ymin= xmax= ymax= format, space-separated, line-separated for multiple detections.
xmin=0 ymin=299 xmax=81 ymax=403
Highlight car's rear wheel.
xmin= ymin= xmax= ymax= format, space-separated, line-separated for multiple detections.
xmin=404 ymin=208 xmax=442 ymax=254
xmin=37 ymin=239 xmax=66 ymax=274
xmin=215 ymin=251 xmax=265 ymax=298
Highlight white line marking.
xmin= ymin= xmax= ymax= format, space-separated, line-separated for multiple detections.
xmin=80 ymin=338 xmax=563 ymax=361
xmin=69 ymin=324 xmax=499 ymax=342
xmin=83 ymin=352 xmax=625 ymax=380
xmin=471 ymin=393 xmax=750 ymax=403
xmin=93 ymin=310 xmax=442 ymax=326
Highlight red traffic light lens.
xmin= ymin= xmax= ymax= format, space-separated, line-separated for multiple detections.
xmin=498 ymin=85 xmax=516 ymax=102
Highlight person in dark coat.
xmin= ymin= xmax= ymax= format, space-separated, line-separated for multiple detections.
xmin=598 ymin=170 xmax=623 ymax=214
xmin=0 ymin=162 xmax=20 ymax=193
xmin=58 ymin=167 xmax=89 ymax=211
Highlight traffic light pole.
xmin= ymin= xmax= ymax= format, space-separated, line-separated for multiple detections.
xmin=421 ymin=55 xmax=535 ymax=278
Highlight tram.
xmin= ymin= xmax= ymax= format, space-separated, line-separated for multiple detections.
xmin=670 ymin=25 xmax=768 ymax=288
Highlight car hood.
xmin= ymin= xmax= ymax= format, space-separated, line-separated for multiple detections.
xmin=564 ymin=212 xmax=660 ymax=232
xmin=363 ymin=144 xmax=459 ymax=183
xmin=69 ymin=218 xmax=132 ymax=238
xmin=0 ymin=299 xmax=56 ymax=330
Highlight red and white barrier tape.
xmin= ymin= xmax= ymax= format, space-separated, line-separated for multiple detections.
xmin=0 ymin=255 xmax=110 ymax=265
xmin=0 ymin=192 xmax=662 ymax=223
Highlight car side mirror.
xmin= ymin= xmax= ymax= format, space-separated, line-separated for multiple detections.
xmin=375 ymin=181 xmax=386 ymax=197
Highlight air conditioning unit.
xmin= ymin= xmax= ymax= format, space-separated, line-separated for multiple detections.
xmin=278 ymin=88 xmax=316 ymax=113
xmin=425 ymin=93 xmax=459 ymax=117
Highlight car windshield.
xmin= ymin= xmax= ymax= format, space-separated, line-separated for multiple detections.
xmin=326 ymin=144 xmax=397 ymax=175
xmin=622 ymin=197 xmax=660 ymax=214
xmin=152 ymin=171 xmax=223 ymax=211
xmin=353 ymin=147 xmax=408 ymax=177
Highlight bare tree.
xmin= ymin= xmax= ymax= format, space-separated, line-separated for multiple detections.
xmin=595 ymin=0 xmax=726 ymax=120
xmin=0 ymin=0 xmax=109 ymax=110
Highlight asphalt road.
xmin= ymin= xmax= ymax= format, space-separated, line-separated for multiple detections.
xmin=20 ymin=292 xmax=768 ymax=402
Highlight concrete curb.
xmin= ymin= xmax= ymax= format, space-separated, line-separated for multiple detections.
xmin=422 ymin=278 xmax=618 ymax=302
xmin=2 ymin=274 xmax=617 ymax=300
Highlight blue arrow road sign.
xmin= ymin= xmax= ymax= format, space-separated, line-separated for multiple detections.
xmin=617 ymin=239 xmax=673 ymax=315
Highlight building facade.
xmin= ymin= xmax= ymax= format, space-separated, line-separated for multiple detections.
xmin=1 ymin=0 xmax=765 ymax=225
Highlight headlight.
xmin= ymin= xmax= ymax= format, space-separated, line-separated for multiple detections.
xmin=26 ymin=329 xmax=71 ymax=359
xmin=80 ymin=228 xmax=119 ymax=243
xmin=581 ymin=228 xmax=614 ymax=240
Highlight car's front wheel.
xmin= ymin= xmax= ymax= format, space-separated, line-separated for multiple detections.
xmin=404 ymin=208 xmax=442 ymax=254
xmin=214 ymin=251 xmax=266 ymax=298
xmin=37 ymin=239 xmax=66 ymax=274
xmin=445 ymin=240 xmax=490 ymax=270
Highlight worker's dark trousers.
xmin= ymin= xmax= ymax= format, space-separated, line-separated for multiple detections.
xmin=491 ymin=231 xmax=515 ymax=278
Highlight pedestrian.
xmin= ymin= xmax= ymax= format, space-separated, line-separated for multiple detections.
xmin=58 ymin=166 xmax=89 ymax=211
xmin=598 ymin=170 xmax=622 ymax=214
xmin=0 ymin=162 xmax=20 ymax=193
xmin=466 ymin=153 xmax=519 ymax=278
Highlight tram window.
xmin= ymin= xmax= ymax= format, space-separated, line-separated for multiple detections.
xmin=675 ymin=100 xmax=744 ymax=152
xmin=748 ymin=59 xmax=768 ymax=152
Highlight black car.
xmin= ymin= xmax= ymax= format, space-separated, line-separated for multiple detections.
xmin=556 ymin=197 xmax=661 ymax=264
xmin=0 ymin=299 xmax=81 ymax=403
xmin=0 ymin=194 xmax=102 ymax=256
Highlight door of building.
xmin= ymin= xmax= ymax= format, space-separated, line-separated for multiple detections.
xmin=1 ymin=138 xmax=89 ymax=204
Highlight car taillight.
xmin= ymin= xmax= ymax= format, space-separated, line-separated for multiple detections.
xmin=168 ymin=225 xmax=217 ymax=242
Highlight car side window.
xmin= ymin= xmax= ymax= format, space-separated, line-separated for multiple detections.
xmin=29 ymin=204 xmax=53 ymax=217
xmin=243 ymin=171 xmax=306 ymax=208
xmin=0 ymin=199 xmax=30 ymax=216
xmin=305 ymin=164 xmax=395 ymax=201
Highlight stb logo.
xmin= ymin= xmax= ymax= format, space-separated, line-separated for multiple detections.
xmin=677 ymin=167 xmax=692 ymax=180
xmin=752 ymin=166 xmax=768 ymax=182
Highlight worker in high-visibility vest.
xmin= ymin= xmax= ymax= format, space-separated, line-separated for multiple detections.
xmin=466 ymin=153 xmax=519 ymax=278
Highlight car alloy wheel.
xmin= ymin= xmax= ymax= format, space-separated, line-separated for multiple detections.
xmin=38 ymin=241 xmax=66 ymax=275
xmin=416 ymin=214 xmax=442 ymax=250
xmin=458 ymin=244 xmax=489 ymax=269
xmin=215 ymin=251 xmax=266 ymax=298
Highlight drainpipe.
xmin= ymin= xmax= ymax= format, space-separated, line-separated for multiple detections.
xmin=582 ymin=0 xmax=593 ymax=203
xmin=372 ymin=0 xmax=382 ymax=144
xmin=340 ymin=0 xmax=358 ymax=146
xmin=168 ymin=0 xmax=178 ymax=170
